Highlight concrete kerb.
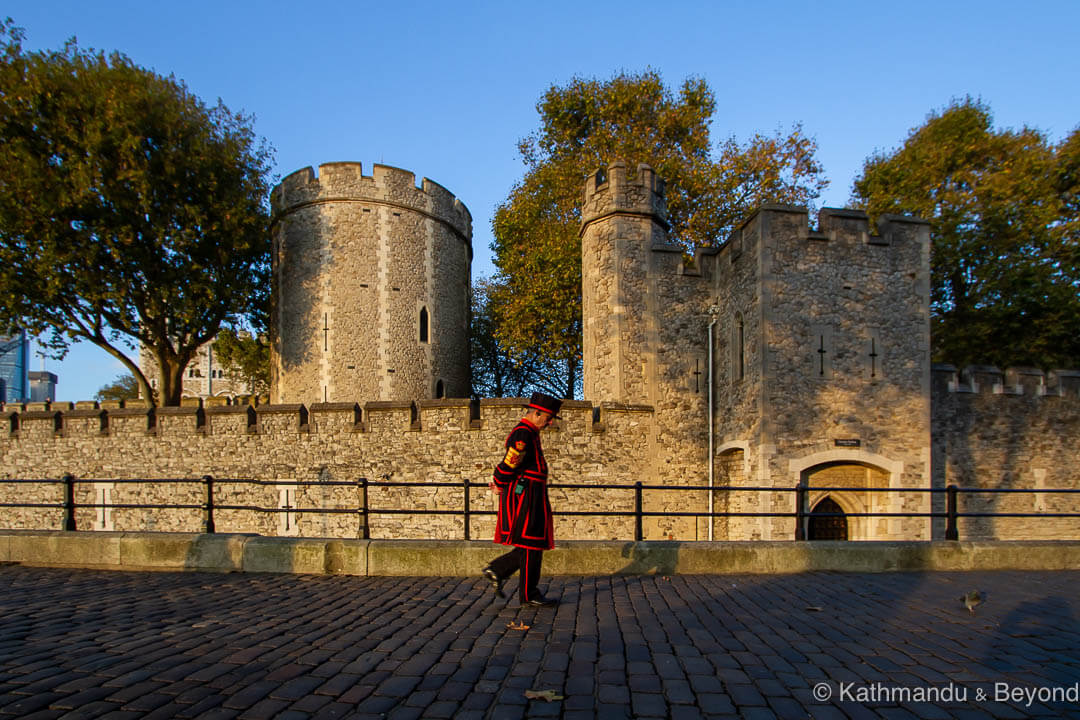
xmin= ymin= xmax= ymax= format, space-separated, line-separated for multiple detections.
xmin=367 ymin=540 xmax=493 ymax=576
xmin=241 ymin=536 xmax=368 ymax=575
xmin=7 ymin=530 xmax=123 ymax=568
xmin=119 ymin=532 xmax=250 ymax=571
xmin=1 ymin=532 xmax=1079 ymax=575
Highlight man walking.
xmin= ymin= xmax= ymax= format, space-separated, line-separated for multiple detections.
xmin=482 ymin=392 xmax=561 ymax=607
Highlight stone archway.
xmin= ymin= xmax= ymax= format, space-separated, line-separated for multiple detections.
xmin=808 ymin=496 xmax=848 ymax=540
xmin=789 ymin=449 xmax=908 ymax=541
xmin=802 ymin=462 xmax=885 ymax=540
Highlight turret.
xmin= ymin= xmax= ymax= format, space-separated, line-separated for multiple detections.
xmin=270 ymin=162 xmax=472 ymax=404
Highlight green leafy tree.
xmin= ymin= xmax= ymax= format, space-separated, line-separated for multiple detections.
xmin=213 ymin=327 xmax=270 ymax=397
xmin=852 ymin=98 xmax=1080 ymax=368
xmin=94 ymin=372 xmax=140 ymax=402
xmin=0 ymin=20 xmax=273 ymax=405
xmin=470 ymin=277 xmax=575 ymax=398
xmin=491 ymin=70 xmax=828 ymax=397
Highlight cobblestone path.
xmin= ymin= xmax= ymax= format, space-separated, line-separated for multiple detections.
xmin=1 ymin=567 xmax=1078 ymax=719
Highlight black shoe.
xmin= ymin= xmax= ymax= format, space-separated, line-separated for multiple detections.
xmin=482 ymin=567 xmax=506 ymax=598
xmin=522 ymin=595 xmax=557 ymax=607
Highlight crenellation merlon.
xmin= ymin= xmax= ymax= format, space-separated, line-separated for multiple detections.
xmin=156 ymin=405 xmax=205 ymax=436
xmin=0 ymin=399 xmax=653 ymax=442
xmin=714 ymin=205 xmax=929 ymax=254
xmin=205 ymin=405 xmax=257 ymax=435
xmin=933 ymin=364 xmax=1080 ymax=397
xmin=581 ymin=161 xmax=669 ymax=231
xmin=1048 ymin=370 xmax=1080 ymax=397
xmin=271 ymin=162 xmax=472 ymax=242
xmin=63 ymin=408 xmax=108 ymax=437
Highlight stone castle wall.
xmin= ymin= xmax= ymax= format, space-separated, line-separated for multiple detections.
xmin=0 ymin=399 xmax=661 ymax=542
xmin=270 ymin=163 xmax=471 ymax=405
xmin=754 ymin=207 xmax=934 ymax=541
xmin=2 ymin=164 xmax=1077 ymax=544
xmin=579 ymin=163 xmax=937 ymax=542
xmin=708 ymin=209 xmax=768 ymax=540
xmin=0 ymin=378 xmax=1075 ymax=541
xmin=932 ymin=365 xmax=1080 ymax=541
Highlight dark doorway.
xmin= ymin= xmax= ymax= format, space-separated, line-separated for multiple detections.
xmin=808 ymin=497 xmax=848 ymax=540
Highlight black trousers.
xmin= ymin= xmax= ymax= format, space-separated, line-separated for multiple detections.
xmin=488 ymin=546 xmax=543 ymax=602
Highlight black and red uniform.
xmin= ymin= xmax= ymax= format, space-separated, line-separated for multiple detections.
xmin=488 ymin=417 xmax=554 ymax=602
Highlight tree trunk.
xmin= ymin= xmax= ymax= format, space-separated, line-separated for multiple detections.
xmin=156 ymin=354 xmax=186 ymax=406
xmin=564 ymin=356 xmax=576 ymax=400
xmin=85 ymin=337 xmax=158 ymax=407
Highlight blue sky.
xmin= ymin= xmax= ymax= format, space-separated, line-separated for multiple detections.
xmin=7 ymin=0 xmax=1080 ymax=401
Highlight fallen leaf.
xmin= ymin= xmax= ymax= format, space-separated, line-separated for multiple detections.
xmin=506 ymin=621 xmax=529 ymax=631
xmin=524 ymin=689 xmax=565 ymax=702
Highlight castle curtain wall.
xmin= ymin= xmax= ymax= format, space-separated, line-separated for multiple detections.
xmin=1 ymin=164 xmax=1077 ymax=542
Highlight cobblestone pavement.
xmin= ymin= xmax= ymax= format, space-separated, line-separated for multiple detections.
xmin=1 ymin=566 xmax=1079 ymax=720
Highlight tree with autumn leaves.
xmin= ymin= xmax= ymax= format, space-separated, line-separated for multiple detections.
xmin=486 ymin=70 xmax=829 ymax=398
xmin=852 ymin=98 xmax=1080 ymax=369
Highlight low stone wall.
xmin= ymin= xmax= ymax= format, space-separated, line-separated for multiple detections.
xmin=4 ymin=531 xmax=1080 ymax=575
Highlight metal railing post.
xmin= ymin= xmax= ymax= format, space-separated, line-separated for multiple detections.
xmin=203 ymin=475 xmax=216 ymax=533
xmin=634 ymin=482 xmax=643 ymax=541
xmin=945 ymin=484 xmax=959 ymax=540
xmin=794 ymin=483 xmax=806 ymax=541
xmin=63 ymin=473 xmax=76 ymax=531
xmin=463 ymin=480 xmax=471 ymax=541
xmin=360 ymin=478 xmax=370 ymax=540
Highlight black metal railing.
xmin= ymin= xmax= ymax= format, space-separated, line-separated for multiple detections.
xmin=1 ymin=475 xmax=1078 ymax=541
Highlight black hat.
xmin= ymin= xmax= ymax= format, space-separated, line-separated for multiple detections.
xmin=526 ymin=392 xmax=562 ymax=419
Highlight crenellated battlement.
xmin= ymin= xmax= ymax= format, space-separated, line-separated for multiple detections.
xmin=719 ymin=205 xmax=930 ymax=252
xmin=271 ymin=161 xmax=472 ymax=242
xmin=933 ymin=364 xmax=1080 ymax=397
xmin=581 ymin=161 xmax=668 ymax=232
xmin=0 ymin=397 xmax=647 ymax=441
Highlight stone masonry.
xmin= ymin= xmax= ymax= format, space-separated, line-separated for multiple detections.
xmin=270 ymin=163 xmax=472 ymax=405
xmin=0 ymin=162 xmax=1077 ymax=542
xmin=580 ymin=163 xmax=937 ymax=542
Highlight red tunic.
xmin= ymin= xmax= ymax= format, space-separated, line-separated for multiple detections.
xmin=491 ymin=418 xmax=554 ymax=550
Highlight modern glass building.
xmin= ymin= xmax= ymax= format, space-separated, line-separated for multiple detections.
xmin=0 ymin=331 xmax=30 ymax=403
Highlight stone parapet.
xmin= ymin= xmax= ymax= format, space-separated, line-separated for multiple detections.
xmin=933 ymin=364 xmax=1080 ymax=396
xmin=272 ymin=162 xmax=472 ymax=245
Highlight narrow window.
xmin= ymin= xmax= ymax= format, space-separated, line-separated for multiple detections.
xmin=732 ymin=314 xmax=745 ymax=382
xmin=811 ymin=325 xmax=833 ymax=379
xmin=436 ymin=379 xmax=445 ymax=398
xmin=737 ymin=317 xmax=745 ymax=381
xmin=865 ymin=329 xmax=883 ymax=380
xmin=419 ymin=307 xmax=429 ymax=343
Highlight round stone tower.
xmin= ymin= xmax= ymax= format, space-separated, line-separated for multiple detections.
xmin=270 ymin=162 xmax=472 ymax=404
